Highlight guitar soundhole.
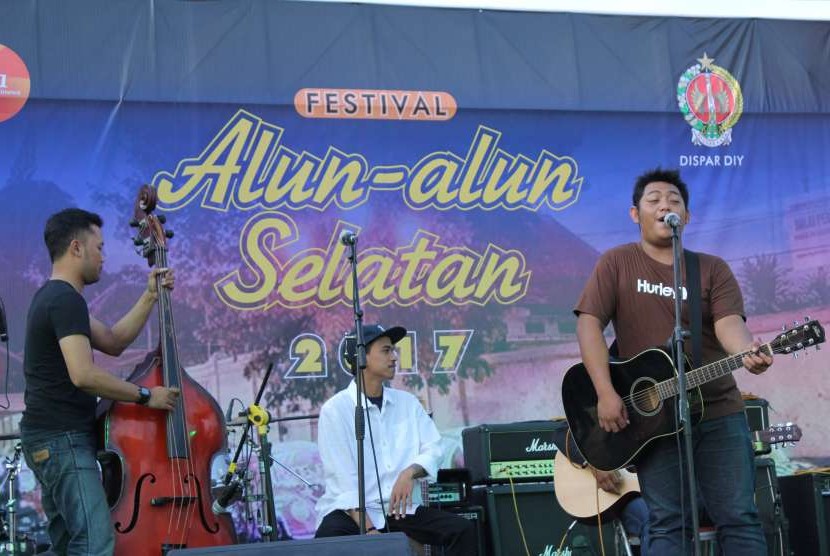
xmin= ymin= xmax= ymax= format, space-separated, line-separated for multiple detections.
xmin=630 ymin=377 xmax=661 ymax=417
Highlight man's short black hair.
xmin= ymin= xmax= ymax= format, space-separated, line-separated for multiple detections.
xmin=44 ymin=208 xmax=103 ymax=262
xmin=632 ymin=168 xmax=689 ymax=210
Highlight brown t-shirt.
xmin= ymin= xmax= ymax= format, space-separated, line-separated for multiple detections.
xmin=574 ymin=242 xmax=745 ymax=420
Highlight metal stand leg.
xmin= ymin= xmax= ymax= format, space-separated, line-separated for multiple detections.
xmin=614 ymin=519 xmax=635 ymax=556
xmin=2 ymin=443 xmax=23 ymax=556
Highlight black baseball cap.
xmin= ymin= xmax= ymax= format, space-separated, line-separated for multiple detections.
xmin=340 ymin=324 xmax=407 ymax=373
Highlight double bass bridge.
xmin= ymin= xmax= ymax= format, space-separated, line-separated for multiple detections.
xmin=150 ymin=495 xmax=198 ymax=507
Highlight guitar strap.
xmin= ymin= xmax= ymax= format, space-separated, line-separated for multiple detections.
xmin=685 ymin=249 xmax=702 ymax=368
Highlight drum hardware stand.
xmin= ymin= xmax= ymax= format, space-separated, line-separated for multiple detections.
xmin=1 ymin=443 xmax=26 ymax=555
xmin=268 ymin=455 xmax=321 ymax=494
xmin=217 ymin=363 xmax=280 ymax=542
xmin=246 ymin=405 xmax=279 ymax=541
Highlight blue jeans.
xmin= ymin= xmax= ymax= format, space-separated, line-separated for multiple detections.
xmin=620 ymin=497 xmax=650 ymax=555
xmin=636 ymin=412 xmax=766 ymax=555
xmin=21 ymin=430 xmax=114 ymax=556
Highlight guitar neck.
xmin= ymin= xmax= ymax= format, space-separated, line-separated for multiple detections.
xmin=657 ymin=344 xmax=772 ymax=400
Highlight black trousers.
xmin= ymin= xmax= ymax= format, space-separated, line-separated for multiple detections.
xmin=316 ymin=506 xmax=477 ymax=556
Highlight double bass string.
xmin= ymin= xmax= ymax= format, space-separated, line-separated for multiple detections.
xmin=156 ymin=245 xmax=198 ymax=546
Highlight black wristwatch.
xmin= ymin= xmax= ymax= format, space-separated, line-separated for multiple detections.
xmin=136 ymin=386 xmax=151 ymax=406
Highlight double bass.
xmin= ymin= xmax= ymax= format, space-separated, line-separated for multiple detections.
xmin=98 ymin=185 xmax=237 ymax=555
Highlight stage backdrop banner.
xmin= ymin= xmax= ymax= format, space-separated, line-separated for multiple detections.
xmin=0 ymin=0 xmax=828 ymax=540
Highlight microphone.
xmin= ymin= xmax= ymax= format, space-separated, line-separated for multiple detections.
xmin=0 ymin=296 xmax=7 ymax=342
xmin=211 ymin=479 xmax=241 ymax=515
xmin=662 ymin=212 xmax=682 ymax=228
xmin=339 ymin=230 xmax=357 ymax=246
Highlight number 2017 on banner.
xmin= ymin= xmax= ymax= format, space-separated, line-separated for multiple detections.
xmin=284 ymin=330 xmax=474 ymax=380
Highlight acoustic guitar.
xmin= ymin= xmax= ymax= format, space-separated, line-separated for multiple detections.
xmin=554 ymin=423 xmax=802 ymax=519
xmin=562 ymin=318 xmax=822 ymax=471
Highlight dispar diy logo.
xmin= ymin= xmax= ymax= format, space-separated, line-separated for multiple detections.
xmin=677 ymin=53 xmax=743 ymax=147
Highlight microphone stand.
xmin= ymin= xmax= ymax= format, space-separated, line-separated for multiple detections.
xmin=345 ymin=235 xmax=369 ymax=535
xmin=670 ymin=222 xmax=700 ymax=556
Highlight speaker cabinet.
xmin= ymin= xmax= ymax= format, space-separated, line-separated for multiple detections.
xmin=754 ymin=457 xmax=789 ymax=556
xmin=166 ymin=532 xmax=415 ymax=555
xmin=744 ymin=398 xmax=769 ymax=432
xmin=471 ymin=482 xmax=617 ymax=556
xmin=779 ymin=472 xmax=830 ymax=556
xmin=424 ymin=505 xmax=486 ymax=556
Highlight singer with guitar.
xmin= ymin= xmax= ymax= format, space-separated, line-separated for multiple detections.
xmin=572 ymin=169 xmax=771 ymax=555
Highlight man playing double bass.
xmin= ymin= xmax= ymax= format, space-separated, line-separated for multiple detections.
xmin=20 ymin=208 xmax=180 ymax=556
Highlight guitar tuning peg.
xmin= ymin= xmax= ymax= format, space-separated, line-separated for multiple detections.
xmin=793 ymin=352 xmax=799 ymax=359
xmin=781 ymin=324 xmax=787 ymax=332
xmin=129 ymin=219 xmax=140 ymax=228
xmin=804 ymin=316 xmax=811 ymax=322
xmin=165 ymin=230 xmax=174 ymax=239
xmin=793 ymin=320 xmax=800 ymax=327
xmin=157 ymin=214 xmax=167 ymax=224
xmin=133 ymin=236 xmax=144 ymax=247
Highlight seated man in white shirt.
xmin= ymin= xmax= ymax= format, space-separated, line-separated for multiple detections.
xmin=314 ymin=324 xmax=477 ymax=555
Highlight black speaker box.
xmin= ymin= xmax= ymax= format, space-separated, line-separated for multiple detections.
xmin=166 ymin=532 xmax=415 ymax=555
xmin=471 ymin=482 xmax=616 ymax=556
xmin=754 ymin=457 xmax=790 ymax=556
xmin=426 ymin=505 xmax=486 ymax=556
xmin=744 ymin=398 xmax=770 ymax=432
xmin=779 ymin=472 xmax=830 ymax=556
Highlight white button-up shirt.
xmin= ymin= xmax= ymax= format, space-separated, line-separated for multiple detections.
xmin=315 ymin=380 xmax=443 ymax=529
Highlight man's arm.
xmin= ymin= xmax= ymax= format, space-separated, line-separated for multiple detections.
xmin=576 ymin=313 xmax=628 ymax=432
xmin=714 ymin=314 xmax=773 ymax=374
xmin=388 ymin=402 xmax=442 ymax=519
xmin=60 ymin=334 xmax=178 ymax=408
xmin=91 ymin=268 xmax=173 ymax=356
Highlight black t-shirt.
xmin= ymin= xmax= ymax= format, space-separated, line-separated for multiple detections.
xmin=21 ymin=280 xmax=97 ymax=433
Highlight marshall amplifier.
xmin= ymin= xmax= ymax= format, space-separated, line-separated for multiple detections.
xmin=462 ymin=421 xmax=558 ymax=484
xmin=471 ymin=483 xmax=616 ymax=556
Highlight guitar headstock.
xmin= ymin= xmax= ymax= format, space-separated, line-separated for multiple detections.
xmin=756 ymin=422 xmax=802 ymax=445
xmin=130 ymin=185 xmax=173 ymax=267
xmin=770 ymin=318 xmax=825 ymax=356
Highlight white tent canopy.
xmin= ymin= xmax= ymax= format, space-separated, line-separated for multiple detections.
xmin=304 ymin=0 xmax=830 ymax=21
